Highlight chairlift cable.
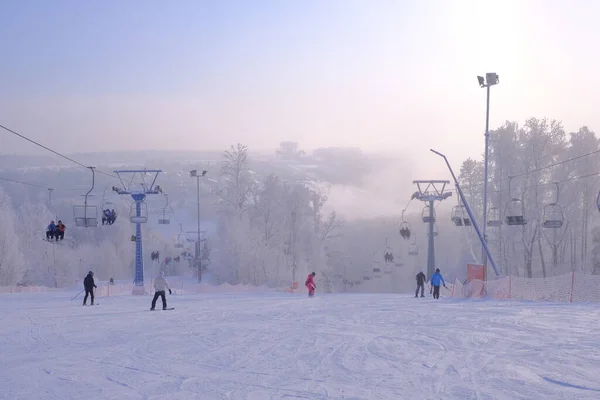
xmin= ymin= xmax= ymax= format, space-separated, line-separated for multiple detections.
xmin=450 ymin=170 xmax=600 ymax=196
xmin=0 ymin=176 xmax=86 ymax=191
xmin=0 ymin=123 xmax=143 ymax=184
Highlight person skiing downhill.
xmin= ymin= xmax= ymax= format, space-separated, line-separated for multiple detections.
xmin=83 ymin=271 xmax=97 ymax=305
xmin=151 ymin=271 xmax=172 ymax=310
xmin=431 ymin=268 xmax=447 ymax=299
xmin=415 ymin=271 xmax=426 ymax=298
xmin=305 ymin=272 xmax=316 ymax=297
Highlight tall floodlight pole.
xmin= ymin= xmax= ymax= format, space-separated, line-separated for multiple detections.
xmin=477 ymin=72 xmax=499 ymax=278
xmin=113 ymin=169 xmax=163 ymax=295
xmin=412 ymin=180 xmax=453 ymax=280
xmin=431 ymin=149 xmax=500 ymax=276
xmin=190 ymin=170 xmax=207 ymax=282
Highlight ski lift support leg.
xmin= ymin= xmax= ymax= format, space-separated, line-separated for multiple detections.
xmin=412 ymin=179 xmax=452 ymax=280
xmin=430 ymin=149 xmax=500 ymax=277
xmin=113 ymin=169 xmax=163 ymax=294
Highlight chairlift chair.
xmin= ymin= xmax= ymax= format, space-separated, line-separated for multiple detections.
xmin=408 ymin=244 xmax=418 ymax=256
xmin=372 ymin=266 xmax=382 ymax=278
xmin=158 ymin=194 xmax=171 ymax=225
xmin=73 ymin=167 xmax=98 ymax=227
xmin=451 ymin=205 xmax=470 ymax=226
xmin=487 ymin=207 xmax=502 ymax=227
xmin=363 ymin=276 xmax=370 ymax=281
xmin=399 ymin=209 xmax=411 ymax=239
xmin=399 ymin=221 xmax=411 ymax=240
xmin=505 ymin=176 xmax=527 ymax=226
xmin=101 ymin=201 xmax=117 ymax=226
xmin=129 ymin=200 xmax=149 ymax=224
xmin=542 ymin=183 xmax=563 ymax=229
xmin=421 ymin=205 xmax=436 ymax=223
xmin=504 ymin=199 xmax=527 ymax=226
xmin=542 ymin=204 xmax=564 ymax=229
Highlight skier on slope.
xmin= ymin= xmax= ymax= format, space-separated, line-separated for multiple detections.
xmin=151 ymin=271 xmax=172 ymax=310
xmin=415 ymin=271 xmax=427 ymax=298
xmin=305 ymin=272 xmax=316 ymax=297
xmin=83 ymin=271 xmax=97 ymax=306
xmin=430 ymin=268 xmax=447 ymax=300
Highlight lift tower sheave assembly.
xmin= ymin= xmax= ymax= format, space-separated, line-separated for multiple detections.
xmin=112 ymin=169 xmax=163 ymax=295
xmin=412 ymin=180 xmax=452 ymax=280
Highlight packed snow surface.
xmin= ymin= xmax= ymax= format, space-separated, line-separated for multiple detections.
xmin=2 ymin=291 xmax=600 ymax=399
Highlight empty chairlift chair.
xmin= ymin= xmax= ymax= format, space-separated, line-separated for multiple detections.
xmin=421 ymin=205 xmax=436 ymax=223
xmin=451 ymin=205 xmax=470 ymax=226
xmin=158 ymin=194 xmax=171 ymax=225
xmin=487 ymin=207 xmax=502 ymax=227
xmin=129 ymin=201 xmax=149 ymax=224
xmin=504 ymin=198 xmax=527 ymax=225
xmin=505 ymin=176 xmax=527 ymax=226
xmin=542 ymin=183 xmax=563 ymax=229
xmin=73 ymin=166 xmax=98 ymax=227
xmin=408 ymin=244 xmax=418 ymax=256
xmin=542 ymin=204 xmax=564 ymax=228
xmin=74 ymin=205 xmax=98 ymax=227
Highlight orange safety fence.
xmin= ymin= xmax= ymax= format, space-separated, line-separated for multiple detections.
xmin=449 ymin=272 xmax=600 ymax=303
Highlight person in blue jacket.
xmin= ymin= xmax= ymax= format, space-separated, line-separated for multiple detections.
xmin=430 ymin=268 xmax=446 ymax=299
xmin=46 ymin=220 xmax=57 ymax=241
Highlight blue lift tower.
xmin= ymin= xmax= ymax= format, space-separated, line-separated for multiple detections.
xmin=112 ymin=169 xmax=163 ymax=295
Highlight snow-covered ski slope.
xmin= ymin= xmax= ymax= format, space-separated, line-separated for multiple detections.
xmin=2 ymin=292 xmax=600 ymax=400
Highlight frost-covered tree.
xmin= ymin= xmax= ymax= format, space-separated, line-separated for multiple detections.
xmin=0 ymin=189 xmax=25 ymax=285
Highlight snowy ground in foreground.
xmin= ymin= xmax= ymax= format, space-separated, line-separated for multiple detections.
xmin=2 ymin=292 xmax=600 ymax=400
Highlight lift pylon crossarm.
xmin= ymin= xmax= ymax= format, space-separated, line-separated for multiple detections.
xmin=113 ymin=170 xmax=163 ymax=195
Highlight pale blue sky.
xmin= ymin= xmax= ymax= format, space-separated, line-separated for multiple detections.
xmin=1 ymin=0 xmax=599 ymax=175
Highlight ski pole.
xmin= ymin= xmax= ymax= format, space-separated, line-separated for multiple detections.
xmin=71 ymin=289 xmax=84 ymax=301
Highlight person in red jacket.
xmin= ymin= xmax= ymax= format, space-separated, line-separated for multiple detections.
xmin=305 ymin=272 xmax=316 ymax=297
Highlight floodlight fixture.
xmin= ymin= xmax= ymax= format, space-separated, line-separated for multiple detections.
xmin=486 ymin=72 xmax=499 ymax=86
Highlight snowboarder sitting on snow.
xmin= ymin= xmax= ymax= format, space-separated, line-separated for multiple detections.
xmin=431 ymin=268 xmax=447 ymax=300
xmin=415 ymin=271 xmax=427 ymax=298
xmin=83 ymin=271 xmax=97 ymax=306
xmin=55 ymin=220 xmax=66 ymax=241
xmin=305 ymin=272 xmax=316 ymax=297
xmin=151 ymin=271 xmax=172 ymax=310
xmin=46 ymin=221 xmax=57 ymax=240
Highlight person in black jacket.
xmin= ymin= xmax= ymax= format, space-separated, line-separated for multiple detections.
xmin=83 ymin=271 xmax=97 ymax=306
xmin=415 ymin=271 xmax=427 ymax=298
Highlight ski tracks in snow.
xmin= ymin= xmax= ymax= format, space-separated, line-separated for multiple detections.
xmin=1 ymin=292 xmax=600 ymax=399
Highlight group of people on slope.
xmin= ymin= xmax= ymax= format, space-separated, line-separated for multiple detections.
xmin=304 ymin=269 xmax=448 ymax=299
xmin=81 ymin=270 xmax=173 ymax=310
xmin=46 ymin=220 xmax=66 ymax=241
xmin=102 ymin=209 xmax=117 ymax=225
xmin=415 ymin=268 xmax=447 ymax=299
